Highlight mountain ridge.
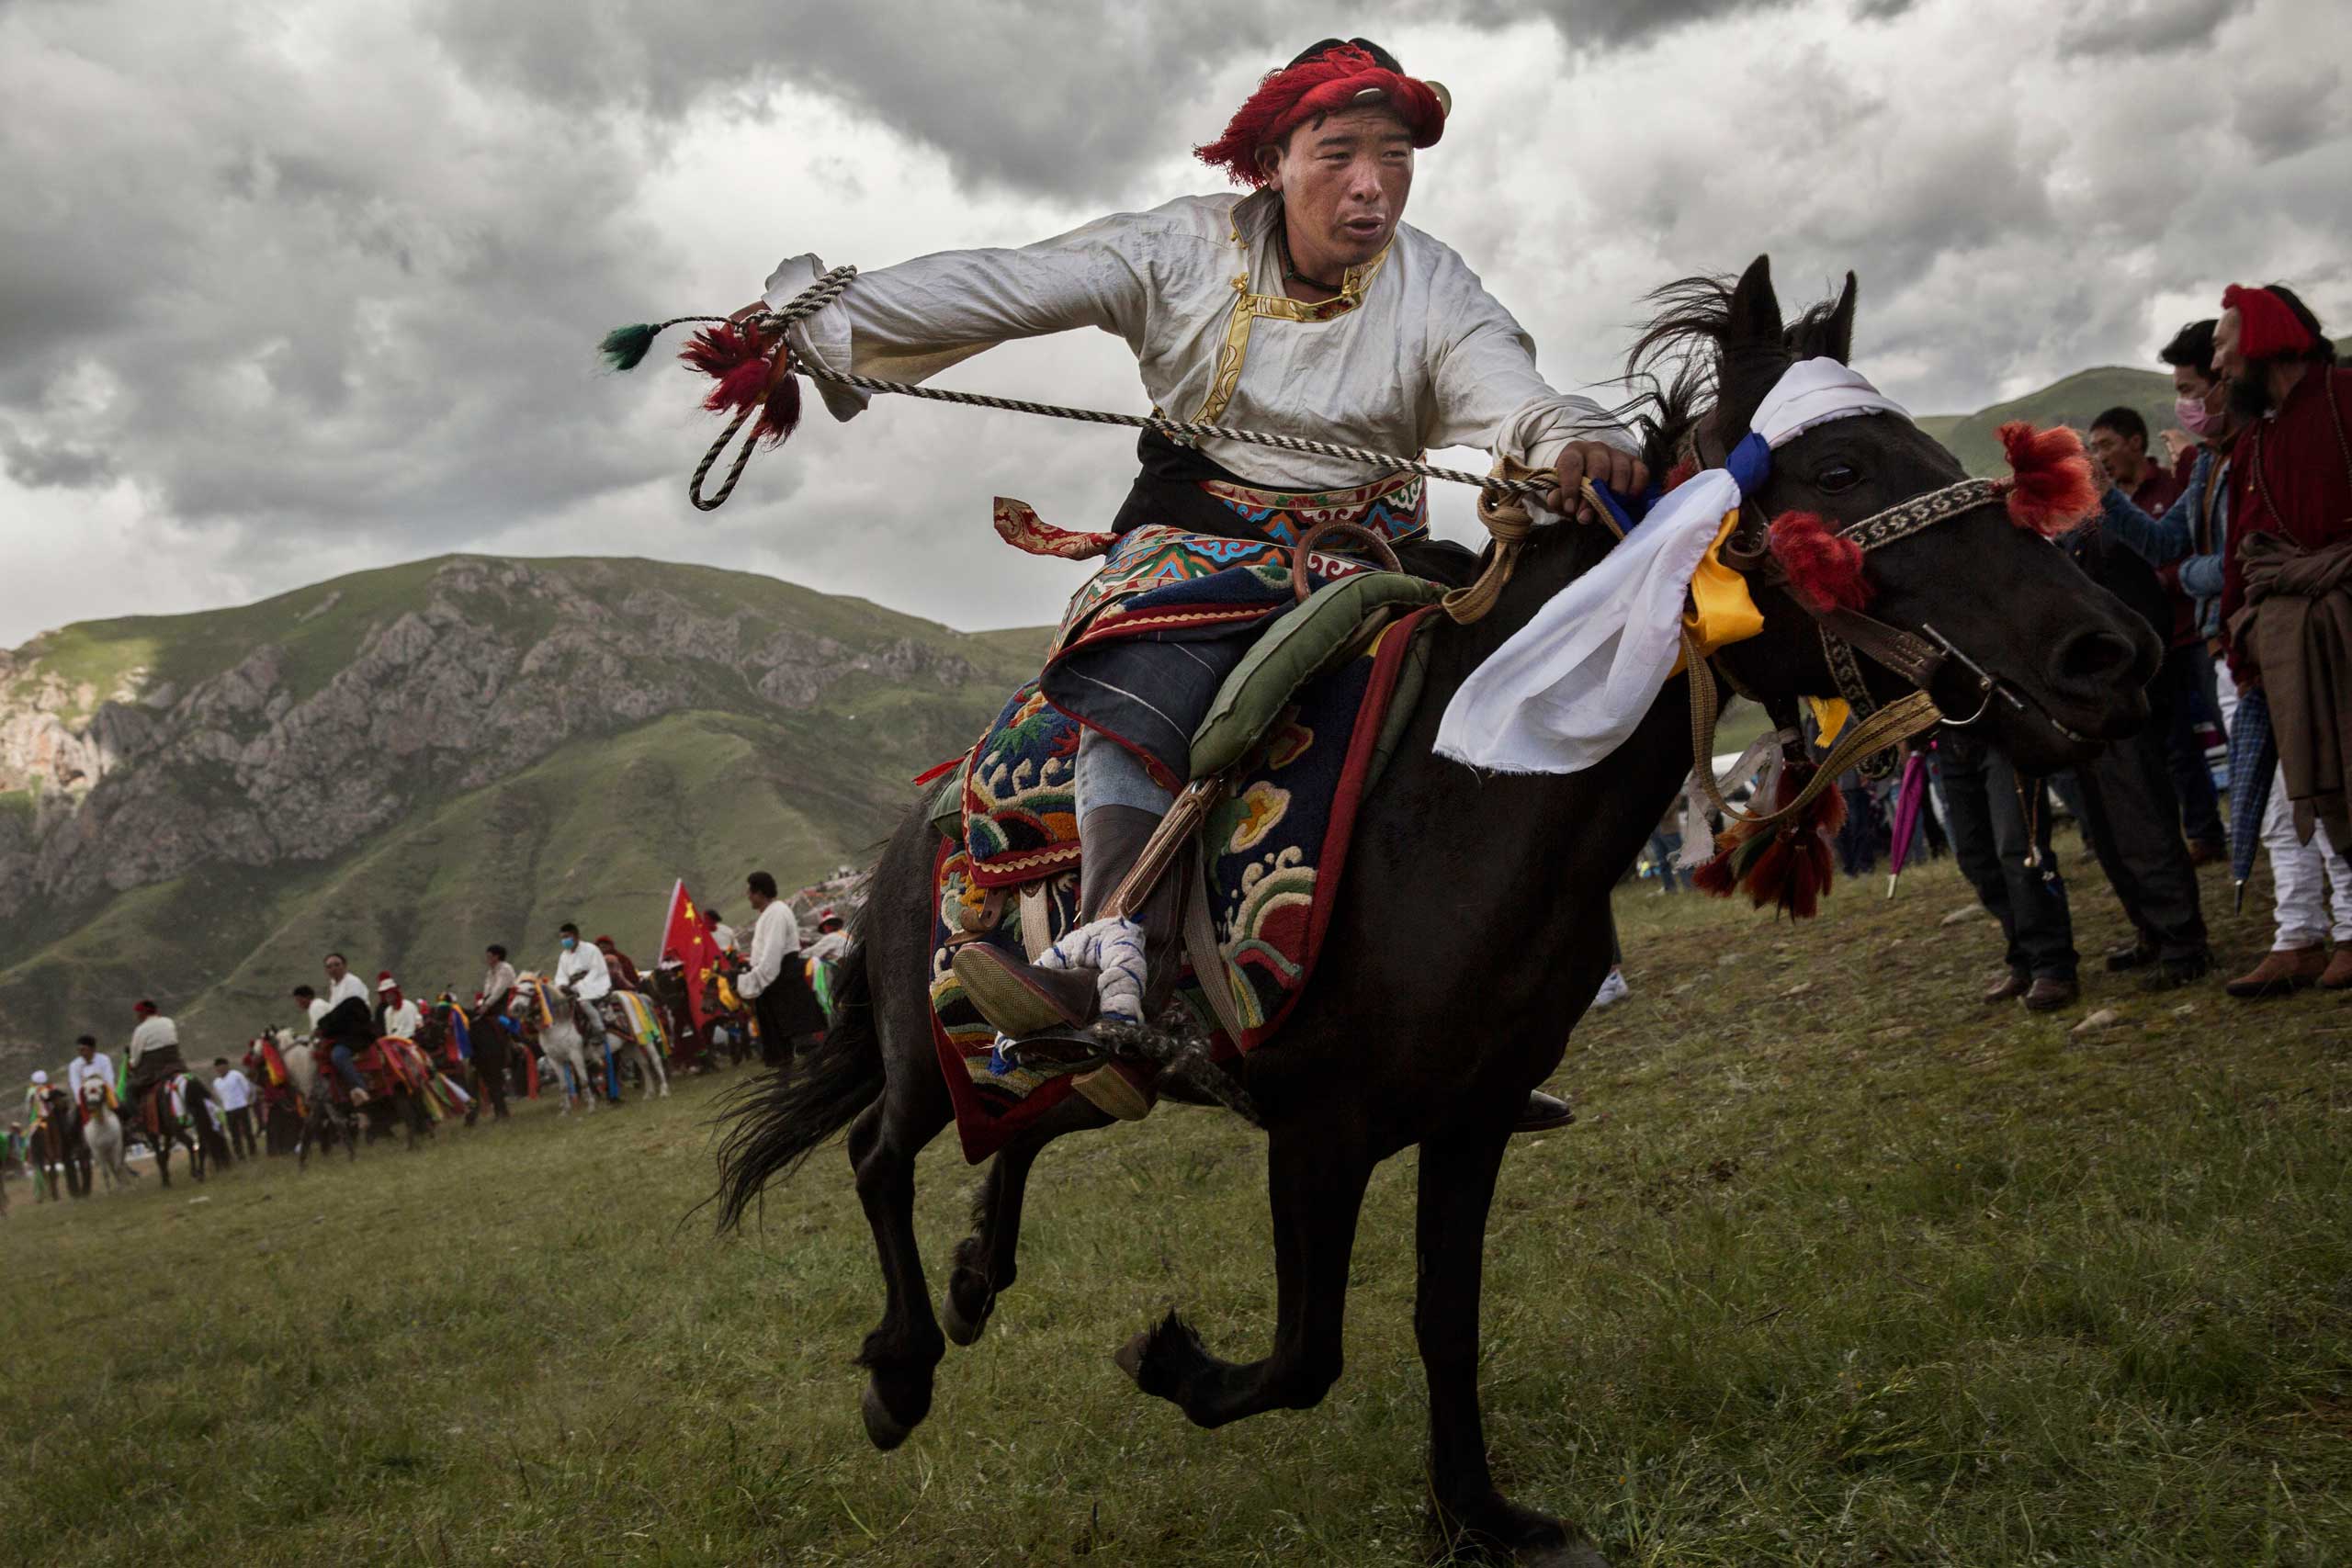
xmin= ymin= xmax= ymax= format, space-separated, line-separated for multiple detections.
xmin=0 ymin=554 xmax=1047 ymax=1074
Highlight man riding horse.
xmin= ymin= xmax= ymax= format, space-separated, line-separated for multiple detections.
xmin=746 ymin=38 xmax=1643 ymax=1126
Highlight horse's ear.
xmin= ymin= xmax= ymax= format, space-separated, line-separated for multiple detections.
xmin=1728 ymin=254 xmax=1782 ymax=345
xmin=1823 ymin=271 xmax=1859 ymax=364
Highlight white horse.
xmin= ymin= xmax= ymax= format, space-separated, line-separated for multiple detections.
xmin=512 ymin=978 xmax=595 ymax=1116
xmin=81 ymin=1078 xmax=138 ymax=1191
xmin=600 ymin=993 xmax=672 ymax=1100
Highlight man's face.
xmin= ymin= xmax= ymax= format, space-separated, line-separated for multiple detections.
xmin=1267 ymin=106 xmax=1414 ymax=271
xmin=746 ymin=886 xmax=769 ymax=911
xmin=77 ymin=1043 xmax=93 ymax=1059
xmin=324 ymin=955 xmax=346 ymax=984
xmin=2087 ymin=424 xmax=2143 ymax=479
xmin=2213 ymin=308 xmax=2245 ymax=383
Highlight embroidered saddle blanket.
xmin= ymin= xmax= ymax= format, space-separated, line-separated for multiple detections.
xmin=926 ymin=602 xmax=1437 ymax=1162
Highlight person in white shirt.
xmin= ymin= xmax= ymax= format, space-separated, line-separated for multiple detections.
xmin=125 ymin=999 xmax=189 ymax=1105
xmin=552 ymin=921 xmax=616 ymax=1099
xmin=210 ymin=1055 xmax=258 ymax=1159
xmin=805 ymin=908 xmax=851 ymax=965
xmin=375 ymin=974 xmax=423 ymax=1041
xmin=738 ymin=872 xmax=826 ymax=1066
xmin=321 ymin=953 xmax=369 ymax=1013
xmin=705 ymin=908 xmax=740 ymax=960
xmin=67 ymin=1035 xmax=116 ymax=1104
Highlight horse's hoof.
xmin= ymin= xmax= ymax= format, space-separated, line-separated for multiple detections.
xmin=1113 ymin=1330 xmax=1151 ymax=1386
xmin=859 ymin=1383 xmax=914 ymax=1451
xmin=940 ymin=1286 xmax=990 ymax=1348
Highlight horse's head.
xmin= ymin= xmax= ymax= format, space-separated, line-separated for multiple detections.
xmin=80 ymin=1079 xmax=107 ymax=1113
xmin=1631 ymin=256 xmax=2159 ymax=772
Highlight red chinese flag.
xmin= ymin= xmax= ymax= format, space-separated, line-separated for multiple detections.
xmin=658 ymin=879 xmax=722 ymax=1032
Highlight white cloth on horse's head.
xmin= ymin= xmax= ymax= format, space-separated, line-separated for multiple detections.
xmin=1035 ymin=916 xmax=1148 ymax=1025
xmin=736 ymin=900 xmax=801 ymax=1000
xmin=1434 ymin=358 xmax=1909 ymax=775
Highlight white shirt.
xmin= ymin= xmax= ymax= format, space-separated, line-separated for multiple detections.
xmin=307 ymin=997 xmax=331 ymax=1031
xmin=214 ymin=1068 xmax=253 ymax=1111
xmin=554 ymin=942 xmax=613 ymax=1002
xmin=323 ymin=972 xmax=369 ymax=1010
xmin=481 ymin=960 xmax=519 ymax=1009
xmin=764 ymin=189 xmax=1635 ymax=499
xmin=68 ymin=1053 xmax=115 ymax=1099
xmin=128 ymin=1014 xmax=179 ymax=1065
xmin=807 ymin=931 xmax=851 ymax=964
xmin=710 ymin=922 xmax=739 ymax=954
xmin=379 ymin=999 xmax=422 ymax=1039
xmin=737 ymin=900 xmax=801 ymax=999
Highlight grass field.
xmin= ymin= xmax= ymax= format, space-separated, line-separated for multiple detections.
xmin=5 ymin=838 xmax=2347 ymax=1566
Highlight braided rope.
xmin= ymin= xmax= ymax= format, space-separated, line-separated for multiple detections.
xmin=701 ymin=265 xmax=1555 ymax=509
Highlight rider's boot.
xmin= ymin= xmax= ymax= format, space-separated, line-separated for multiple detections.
xmin=952 ymin=804 xmax=1181 ymax=1122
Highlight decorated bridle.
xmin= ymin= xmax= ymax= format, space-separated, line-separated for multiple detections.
xmin=1672 ymin=412 xmax=2098 ymax=912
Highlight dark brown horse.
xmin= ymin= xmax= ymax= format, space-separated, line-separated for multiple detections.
xmin=715 ymin=257 xmax=2159 ymax=1564
xmin=28 ymin=1086 xmax=90 ymax=1201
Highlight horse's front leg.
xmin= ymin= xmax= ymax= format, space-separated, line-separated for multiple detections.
xmin=1119 ymin=1126 xmax=1373 ymax=1427
xmin=943 ymin=1093 xmax=1111 ymax=1346
xmin=846 ymin=1067 xmax=954 ymax=1450
xmin=1417 ymin=1117 xmax=1608 ymax=1566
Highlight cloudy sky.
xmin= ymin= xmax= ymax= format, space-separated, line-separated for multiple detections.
xmin=3 ymin=0 xmax=2346 ymax=649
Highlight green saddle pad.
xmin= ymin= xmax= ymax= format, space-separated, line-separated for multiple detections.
xmin=1188 ymin=570 xmax=1442 ymax=779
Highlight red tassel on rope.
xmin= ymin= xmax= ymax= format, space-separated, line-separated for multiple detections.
xmin=1769 ymin=511 xmax=1874 ymax=612
xmin=1994 ymin=421 xmax=2098 ymax=536
xmin=681 ymin=322 xmax=774 ymax=413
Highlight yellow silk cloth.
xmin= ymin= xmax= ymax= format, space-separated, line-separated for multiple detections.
xmin=1671 ymin=509 xmax=1766 ymax=675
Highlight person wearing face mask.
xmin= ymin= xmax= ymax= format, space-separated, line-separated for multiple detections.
xmin=551 ymin=922 xmax=618 ymax=1095
xmin=744 ymin=39 xmax=1634 ymax=1130
xmin=2101 ymin=315 xmax=2352 ymax=997
xmin=2092 ymin=338 xmax=2231 ymax=869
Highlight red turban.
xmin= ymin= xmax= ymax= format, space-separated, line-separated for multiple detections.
xmin=2222 ymin=284 xmax=2317 ymax=360
xmin=1196 ymin=42 xmax=1448 ymax=187
xmin=132 ymin=999 xmax=155 ymax=1015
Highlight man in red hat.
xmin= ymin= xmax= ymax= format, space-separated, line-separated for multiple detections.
xmin=124 ymin=998 xmax=189 ymax=1109
xmin=2216 ymin=282 xmax=2352 ymax=993
xmin=752 ymin=39 xmax=1635 ymax=1126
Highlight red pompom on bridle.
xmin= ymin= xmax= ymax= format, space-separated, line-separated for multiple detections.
xmin=1993 ymin=421 xmax=2098 ymax=536
xmin=1768 ymin=511 xmax=1873 ymax=612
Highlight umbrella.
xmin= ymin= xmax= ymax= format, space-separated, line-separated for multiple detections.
xmin=1883 ymin=745 xmax=1929 ymax=899
xmin=2226 ymin=681 xmax=2278 ymax=912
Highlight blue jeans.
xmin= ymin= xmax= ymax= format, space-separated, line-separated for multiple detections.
xmin=328 ymin=1043 xmax=365 ymax=1092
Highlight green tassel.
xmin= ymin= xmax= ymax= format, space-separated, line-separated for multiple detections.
xmin=598 ymin=322 xmax=660 ymax=372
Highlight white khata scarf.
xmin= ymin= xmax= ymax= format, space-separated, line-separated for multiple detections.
xmin=1435 ymin=358 xmax=1908 ymax=775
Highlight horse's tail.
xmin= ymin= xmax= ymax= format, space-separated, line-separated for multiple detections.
xmin=711 ymin=939 xmax=882 ymax=1232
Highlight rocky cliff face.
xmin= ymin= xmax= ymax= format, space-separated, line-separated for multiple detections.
xmin=0 ymin=556 xmax=983 ymax=929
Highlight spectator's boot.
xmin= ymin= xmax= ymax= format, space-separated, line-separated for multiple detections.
xmin=2021 ymin=976 xmax=2079 ymax=1012
xmin=1982 ymin=969 xmax=2030 ymax=1004
xmin=2225 ymin=945 xmax=2324 ymax=998
xmin=2323 ymin=947 xmax=2352 ymax=991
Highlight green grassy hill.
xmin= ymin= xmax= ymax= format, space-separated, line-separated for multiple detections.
xmin=0 ymin=557 xmax=1047 ymax=1075
xmin=1927 ymin=367 xmax=2176 ymax=476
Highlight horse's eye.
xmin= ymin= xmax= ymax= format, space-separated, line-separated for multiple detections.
xmin=1817 ymin=463 xmax=1862 ymax=493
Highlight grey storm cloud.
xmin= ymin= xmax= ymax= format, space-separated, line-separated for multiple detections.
xmin=2055 ymin=0 xmax=2233 ymax=58
xmin=1 ymin=0 xmax=2348 ymax=649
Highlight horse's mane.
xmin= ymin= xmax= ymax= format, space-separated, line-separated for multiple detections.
xmin=1617 ymin=273 xmax=1851 ymax=473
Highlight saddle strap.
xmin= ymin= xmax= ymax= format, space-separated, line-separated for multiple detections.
xmin=1017 ymin=882 xmax=1056 ymax=961
xmin=1182 ymin=849 xmax=1252 ymax=1046
xmin=1102 ymin=777 xmax=1227 ymax=921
